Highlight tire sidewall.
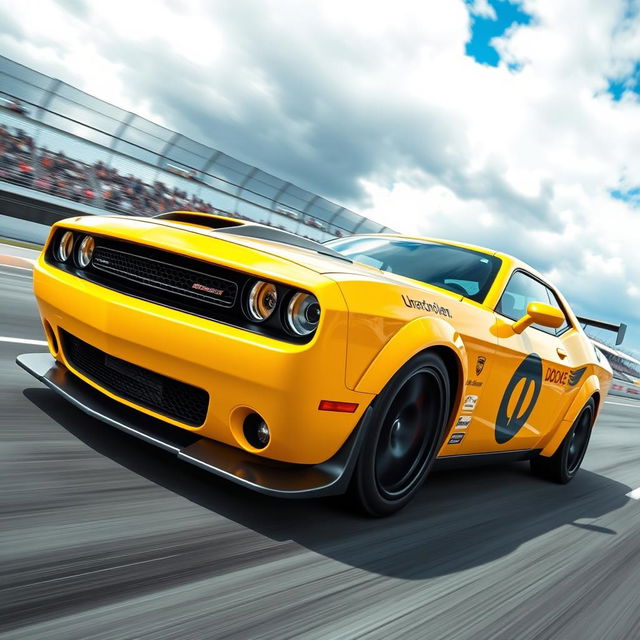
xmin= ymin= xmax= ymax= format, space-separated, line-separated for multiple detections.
xmin=352 ymin=351 xmax=451 ymax=516
xmin=559 ymin=398 xmax=595 ymax=482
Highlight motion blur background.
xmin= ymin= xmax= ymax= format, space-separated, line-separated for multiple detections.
xmin=1 ymin=4 xmax=640 ymax=639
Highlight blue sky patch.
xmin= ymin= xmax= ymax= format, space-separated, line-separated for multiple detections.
xmin=465 ymin=0 xmax=532 ymax=67
xmin=607 ymin=61 xmax=640 ymax=100
xmin=611 ymin=186 xmax=640 ymax=207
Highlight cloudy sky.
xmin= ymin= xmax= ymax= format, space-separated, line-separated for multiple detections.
xmin=1 ymin=0 xmax=639 ymax=355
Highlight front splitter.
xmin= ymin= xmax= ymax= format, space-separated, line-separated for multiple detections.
xmin=17 ymin=352 xmax=371 ymax=498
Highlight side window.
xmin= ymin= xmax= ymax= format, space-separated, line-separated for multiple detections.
xmin=496 ymin=271 xmax=556 ymax=335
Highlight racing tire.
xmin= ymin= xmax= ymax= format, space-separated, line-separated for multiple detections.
xmin=530 ymin=398 xmax=596 ymax=484
xmin=349 ymin=351 xmax=451 ymax=517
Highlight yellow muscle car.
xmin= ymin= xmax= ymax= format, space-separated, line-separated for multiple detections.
xmin=17 ymin=211 xmax=625 ymax=516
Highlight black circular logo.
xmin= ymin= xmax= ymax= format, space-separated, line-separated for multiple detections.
xmin=495 ymin=354 xmax=543 ymax=444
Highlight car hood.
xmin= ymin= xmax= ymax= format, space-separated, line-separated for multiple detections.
xmin=65 ymin=215 xmax=461 ymax=299
xmin=131 ymin=216 xmax=410 ymax=283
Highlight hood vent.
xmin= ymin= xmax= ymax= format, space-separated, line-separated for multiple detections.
xmin=215 ymin=224 xmax=352 ymax=262
xmin=154 ymin=211 xmax=245 ymax=229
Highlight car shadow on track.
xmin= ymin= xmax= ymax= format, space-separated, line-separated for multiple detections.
xmin=25 ymin=388 xmax=633 ymax=581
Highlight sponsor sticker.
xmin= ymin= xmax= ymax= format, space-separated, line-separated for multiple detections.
xmin=463 ymin=395 xmax=478 ymax=411
xmin=544 ymin=366 xmax=587 ymax=388
xmin=401 ymin=294 xmax=453 ymax=318
xmin=448 ymin=433 xmax=465 ymax=444
xmin=466 ymin=380 xmax=483 ymax=387
xmin=455 ymin=416 xmax=471 ymax=429
xmin=545 ymin=367 xmax=568 ymax=386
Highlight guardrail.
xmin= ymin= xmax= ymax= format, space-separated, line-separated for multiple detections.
xmin=0 ymin=54 xmax=395 ymax=241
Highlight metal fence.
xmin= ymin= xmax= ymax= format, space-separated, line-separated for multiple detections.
xmin=0 ymin=55 xmax=394 ymax=241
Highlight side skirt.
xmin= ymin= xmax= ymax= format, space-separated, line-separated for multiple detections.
xmin=434 ymin=449 xmax=541 ymax=470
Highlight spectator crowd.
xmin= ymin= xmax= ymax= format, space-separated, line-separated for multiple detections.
xmin=0 ymin=122 xmax=343 ymax=239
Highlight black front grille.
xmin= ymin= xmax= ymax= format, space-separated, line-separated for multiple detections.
xmin=61 ymin=330 xmax=209 ymax=426
xmin=91 ymin=244 xmax=237 ymax=308
xmin=46 ymin=229 xmax=316 ymax=344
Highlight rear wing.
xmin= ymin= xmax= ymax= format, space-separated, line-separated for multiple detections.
xmin=576 ymin=316 xmax=627 ymax=346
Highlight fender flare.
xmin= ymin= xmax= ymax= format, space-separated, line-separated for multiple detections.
xmin=354 ymin=316 xmax=467 ymax=395
xmin=539 ymin=373 xmax=600 ymax=457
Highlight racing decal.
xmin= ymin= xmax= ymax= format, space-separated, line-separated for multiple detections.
xmin=466 ymin=380 xmax=483 ymax=387
xmin=544 ymin=366 xmax=587 ymax=387
xmin=568 ymin=367 xmax=587 ymax=387
xmin=545 ymin=368 xmax=569 ymax=385
xmin=476 ymin=356 xmax=486 ymax=376
xmin=462 ymin=395 xmax=478 ymax=411
xmin=455 ymin=416 xmax=471 ymax=429
xmin=448 ymin=433 xmax=465 ymax=444
xmin=401 ymin=295 xmax=453 ymax=318
xmin=495 ymin=353 xmax=543 ymax=444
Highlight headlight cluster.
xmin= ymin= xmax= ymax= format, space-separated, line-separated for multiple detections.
xmin=247 ymin=281 xmax=278 ymax=321
xmin=245 ymin=280 xmax=321 ymax=337
xmin=77 ymin=235 xmax=95 ymax=268
xmin=287 ymin=292 xmax=321 ymax=336
xmin=53 ymin=231 xmax=95 ymax=268
xmin=55 ymin=231 xmax=75 ymax=262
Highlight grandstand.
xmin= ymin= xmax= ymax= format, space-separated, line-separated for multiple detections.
xmin=0 ymin=55 xmax=394 ymax=241
xmin=591 ymin=339 xmax=640 ymax=382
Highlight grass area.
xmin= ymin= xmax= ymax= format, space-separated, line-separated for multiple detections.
xmin=0 ymin=237 xmax=43 ymax=250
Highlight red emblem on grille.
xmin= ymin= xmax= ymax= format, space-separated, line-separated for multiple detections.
xmin=192 ymin=283 xmax=224 ymax=296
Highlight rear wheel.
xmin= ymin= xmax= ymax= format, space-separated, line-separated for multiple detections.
xmin=530 ymin=398 xmax=595 ymax=484
xmin=350 ymin=351 xmax=450 ymax=517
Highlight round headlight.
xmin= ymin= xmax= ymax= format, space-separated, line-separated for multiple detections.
xmin=247 ymin=281 xmax=278 ymax=321
xmin=76 ymin=235 xmax=95 ymax=268
xmin=55 ymin=231 xmax=74 ymax=262
xmin=286 ymin=292 xmax=321 ymax=336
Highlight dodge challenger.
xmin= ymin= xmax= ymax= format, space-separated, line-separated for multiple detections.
xmin=17 ymin=211 xmax=625 ymax=516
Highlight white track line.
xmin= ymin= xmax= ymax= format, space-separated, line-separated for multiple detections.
xmin=0 ymin=263 xmax=33 ymax=271
xmin=0 ymin=273 xmax=32 ymax=281
xmin=27 ymin=553 xmax=181 ymax=586
xmin=0 ymin=336 xmax=47 ymax=346
xmin=626 ymin=488 xmax=640 ymax=500
xmin=605 ymin=400 xmax=640 ymax=408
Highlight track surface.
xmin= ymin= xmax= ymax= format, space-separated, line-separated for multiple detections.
xmin=1 ymin=264 xmax=640 ymax=640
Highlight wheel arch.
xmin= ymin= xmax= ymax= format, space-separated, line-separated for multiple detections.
xmin=539 ymin=374 xmax=600 ymax=457
xmin=354 ymin=317 xmax=467 ymax=428
xmin=428 ymin=344 xmax=464 ymax=431
xmin=591 ymin=390 xmax=601 ymax=415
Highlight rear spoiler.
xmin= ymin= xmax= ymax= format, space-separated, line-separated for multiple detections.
xmin=577 ymin=316 xmax=627 ymax=346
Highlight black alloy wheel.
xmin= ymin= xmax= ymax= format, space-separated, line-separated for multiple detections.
xmin=350 ymin=351 xmax=451 ymax=517
xmin=530 ymin=398 xmax=596 ymax=484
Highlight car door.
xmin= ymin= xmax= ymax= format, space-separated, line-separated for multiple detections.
xmin=446 ymin=269 xmax=576 ymax=454
xmin=441 ymin=296 xmax=501 ymax=448
xmin=471 ymin=270 xmax=577 ymax=452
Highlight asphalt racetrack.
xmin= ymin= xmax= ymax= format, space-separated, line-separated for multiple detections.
xmin=1 ymin=261 xmax=639 ymax=640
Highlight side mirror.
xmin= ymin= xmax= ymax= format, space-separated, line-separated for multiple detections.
xmin=512 ymin=302 xmax=564 ymax=334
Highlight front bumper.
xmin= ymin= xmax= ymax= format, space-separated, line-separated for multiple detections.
xmin=32 ymin=253 xmax=374 ymax=464
xmin=17 ymin=352 xmax=372 ymax=498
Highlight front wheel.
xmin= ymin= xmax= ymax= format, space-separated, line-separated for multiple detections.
xmin=349 ymin=351 xmax=451 ymax=517
xmin=530 ymin=398 xmax=596 ymax=484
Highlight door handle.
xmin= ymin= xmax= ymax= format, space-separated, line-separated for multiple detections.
xmin=557 ymin=347 xmax=568 ymax=359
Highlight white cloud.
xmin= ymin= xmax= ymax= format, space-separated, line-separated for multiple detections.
xmin=467 ymin=0 xmax=497 ymax=20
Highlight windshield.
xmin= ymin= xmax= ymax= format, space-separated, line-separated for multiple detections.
xmin=325 ymin=236 xmax=502 ymax=302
